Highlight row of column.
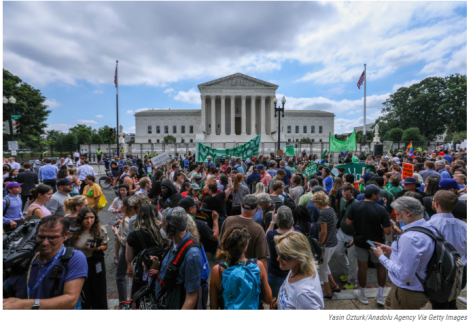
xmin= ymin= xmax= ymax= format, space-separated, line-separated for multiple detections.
xmin=201 ymin=95 xmax=273 ymax=136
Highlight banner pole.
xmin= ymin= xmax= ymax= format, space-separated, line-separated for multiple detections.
xmin=363 ymin=63 xmax=367 ymax=136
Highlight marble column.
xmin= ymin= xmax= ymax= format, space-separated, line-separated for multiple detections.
xmin=200 ymin=95 xmax=206 ymax=134
xmin=270 ymin=97 xmax=275 ymax=134
xmin=241 ymin=95 xmax=247 ymax=135
xmin=210 ymin=95 xmax=216 ymax=136
xmin=260 ymin=96 xmax=266 ymax=135
xmin=220 ymin=96 xmax=226 ymax=136
xmin=230 ymin=95 xmax=236 ymax=135
xmin=251 ymin=95 xmax=256 ymax=135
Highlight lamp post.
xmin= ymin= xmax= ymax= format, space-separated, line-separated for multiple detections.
xmin=273 ymin=95 xmax=286 ymax=152
xmin=4 ymin=96 xmax=17 ymax=139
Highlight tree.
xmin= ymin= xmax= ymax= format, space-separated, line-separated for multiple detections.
xmin=401 ymin=127 xmax=423 ymax=142
xmin=164 ymin=135 xmax=176 ymax=144
xmin=91 ymin=134 xmax=104 ymax=144
xmin=300 ymin=137 xmax=312 ymax=143
xmin=438 ymin=74 xmax=467 ymax=135
xmin=444 ymin=131 xmax=466 ymax=143
xmin=3 ymin=69 xmax=51 ymax=146
xmin=97 ymin=125 xmax=116 ymax=144
xmin=355 ymin=131 xmax=374 ymax=143
xmin=385 ymin=127 xmax=404 ymax=141
xmin=376 ymin=77 xmax=447 ymax=140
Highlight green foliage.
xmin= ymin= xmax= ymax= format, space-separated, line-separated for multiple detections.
xmin=355 ymin=131 xmax=374 ymax=143
xmin=401 ymin=127 xmax=423 ymax=142
xmin=91 ymin=134 xmax=103 ymax=144
xmin=334 ymin=134 xmax=347 ymax=141
xmin=438 ymin=74 xmax=467 ymax=135
xmin=385 ymin=128 xmax=404 ymax=141
xmin=3 ymin=69 xmax=51 ymax=146
xmin=444 ymin=131 xmax=467 ymax=143
xmin=164 ymin=135 xmax=176 ymax=144
xmin=300 ymin=137 xmax=312 ymax=143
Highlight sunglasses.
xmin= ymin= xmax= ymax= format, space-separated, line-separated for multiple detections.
xmin=277 ymin=252 xmax=291 ymax=261
xmin=36 ymin=234 xmax=64 ymax=242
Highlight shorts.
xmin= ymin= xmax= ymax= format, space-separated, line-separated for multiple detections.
xmin=112 ymin=170 xmax=120 ymax=177
xmin=354 ymin=246 xmax=380 ymax=263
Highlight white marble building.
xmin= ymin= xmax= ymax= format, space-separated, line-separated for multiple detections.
xmin=135 ymin=73 xmax=334 ymax=144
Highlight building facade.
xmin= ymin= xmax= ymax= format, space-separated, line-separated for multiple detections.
xmin=135 ymin=73 xmax=335 ymax=144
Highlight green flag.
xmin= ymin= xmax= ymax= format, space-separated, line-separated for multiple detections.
xmin=329 ymin=131 xmax=356 ymax=152
xmin=286 ymin=145 xmax=295 ymax=156
xmin=320 ymin=149 xmax=327 ymax=159
xmin=197 ymin=135 xmax=261 ymax=162
xmin=302 ymin=162 xmax=320 ymax=178
xmin=330 ymin=163 xmax=368 ymax=181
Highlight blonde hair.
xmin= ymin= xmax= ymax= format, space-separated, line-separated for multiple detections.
xmin=64 ymin=195 xmax=87 ymax=214
xmin=274 ymin=231 xmax=316 ymax=278
xmin=186 ymin=215 xmax=200 ymax=240
xmin=69 ymin=167 xmax=77 ymax=175
xmin=311 ymin=191 xmax=330 ymax=207
xmin=254 ymin=182 xmax=265 ymax=195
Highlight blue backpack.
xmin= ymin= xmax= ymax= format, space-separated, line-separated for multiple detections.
xmin=219 ymin=259 xmax=261 ymax=310
xmin=199 ymin=245 xmax=210 ymax=281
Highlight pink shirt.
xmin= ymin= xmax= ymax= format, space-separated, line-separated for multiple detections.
xmin=28 ymin=203 xmax=52 ymax=217
xmin=260 ymin=171 xmax=272 ymax=187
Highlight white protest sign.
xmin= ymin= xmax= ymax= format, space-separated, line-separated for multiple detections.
xmin=151 ymin=152 xmax=169 ymax=166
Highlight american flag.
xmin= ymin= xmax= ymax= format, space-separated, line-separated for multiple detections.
xmin=357 ymin=70 xmax=365 ymax=89
xmin=114 ymin=65 xmax=118 ymax=88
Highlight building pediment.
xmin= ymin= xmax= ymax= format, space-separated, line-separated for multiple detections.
xmin=197 ymin=73 xmax=278 ymax=91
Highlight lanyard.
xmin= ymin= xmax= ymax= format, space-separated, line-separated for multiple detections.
xmin=26 ymin=246 xmax=64 ymax=299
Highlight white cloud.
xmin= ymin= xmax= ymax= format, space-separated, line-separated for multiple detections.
xmin=45 ymin=123 xmax=73 ymax=132
xmin=93 ymin=90 xmax=103 ymax=94
xmin=44 ymin=98 xmax=61 ymax=108
xmin=77 ymin=119 xmax=98 ymax=124
xmin=128 ymin=126 xmax=136 ymax=131
xmin=126 ymin=110 xmax=134 ymax=114
xmin=95 ymin=114 xmax=104 ymax=118
xmin=174 ymin=88 xmax=201 ymax=105
xmin=392 ymin=79 xmax=420 ymax=92
xmin=164 ymin=88 xmax=174 ymax=94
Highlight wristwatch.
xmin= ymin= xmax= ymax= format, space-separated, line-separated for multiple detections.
xmin=32 ymin=299 xmax=40 ymax=310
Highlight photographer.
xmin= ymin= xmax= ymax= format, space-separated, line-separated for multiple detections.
xmin=70 ymin=207 xmax=109 ymax=309
xmin=4 ymin=216 xmax=88 ymax=309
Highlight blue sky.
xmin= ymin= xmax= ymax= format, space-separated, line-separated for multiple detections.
xmin=3 ymin=1 xmax=467 ymax=135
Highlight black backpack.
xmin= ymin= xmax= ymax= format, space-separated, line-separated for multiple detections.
xmin=3 ymin=197 xmax=10 ymax=214
xmin=133 ymin=230 xmax=167 ymax=285
xmin=401 ymin=226 xmax=464 ymax=303
xmin=282 ymin=192 xmax=296 ymax=210
xmin=299 ymin=221 xmax=324 ymax=265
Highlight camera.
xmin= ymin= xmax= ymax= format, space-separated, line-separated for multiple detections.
xmin=86 ymin=237 xmax=103 ymax=248
xmin=3 ymin=219 xmax=41 ymax=275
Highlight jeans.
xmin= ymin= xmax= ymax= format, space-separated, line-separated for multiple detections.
xmin=333 ymin=230 xmax=358 ymax=284
xmin=116 ymin=245 xmax=128 ymax=303
xmin=43 ymin=179 xmax=57 ymax=193
xmin=268 ymin=272 xmax=287 ymax=298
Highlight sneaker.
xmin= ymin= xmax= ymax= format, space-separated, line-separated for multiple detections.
xmin=457 ymin=297 xmax=467 ymax=305
xmin=343 ymin=283 xmax=356 ymax=290
xmin=353 ymin=289 xmax=369 ymax=305
xmin=340 ymin=274 xmax=349 ymax=283
xmin=376 ymin=294 xmax=385 ymax=306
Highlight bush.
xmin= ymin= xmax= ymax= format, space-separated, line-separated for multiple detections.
xmin=401 ymin=127 xmax=423 ymax=142
xmin=386 ymin=128 xmax=404 ymax=141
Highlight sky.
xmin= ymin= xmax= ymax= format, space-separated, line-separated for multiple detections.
xmin=3 ymin=1 xmax=467 ymax=135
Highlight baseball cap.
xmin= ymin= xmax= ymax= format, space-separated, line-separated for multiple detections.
xmin=439 ymin=179 xmax=464 ymax=190
xmin=256 ymin=164 xmax=265 ymax=170
xmin=242 ymin=195 xmax=258 ymax=210
xmin=178 ymin=197 xmax=199 ymax=210
xmin=5 ymin=182 xmax=22 ymax=190
xmin=130 ymin=166 xmax=139 ymax=173
xmin=190 ymin=183 xmax=200 ymax=190
xmin=57 ymin=178 xmax=72 ymax=186
xmin=312 ymin=186 xmax=325 ymax=193
xmin=364 ymin=184 xmax=380 ymax=195
xmin=269 ymin=160 xmax=277 ymax=166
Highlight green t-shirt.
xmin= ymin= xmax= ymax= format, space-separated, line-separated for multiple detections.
xmin=351 ymin=156 xmax=359 ymax=163
xmin=388 ymin=186 xmax=403 ymax=198
xmin=287 ymin=166 xmax=296 ymax=175
xmin=339 ymin=198 xmax=356 ymax=236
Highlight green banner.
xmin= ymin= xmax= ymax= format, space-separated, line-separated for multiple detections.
xmin=329 ymin=131 xmax=356 ymax=152
xmin=197 ymin=135 xmax=261 ymax=162
xmin=302 ymin=162 xmax=320 ymax=178
xmin=330 ymin=163 xmax=368 ymax=181
xmin=286 ymin=145 xmax=295 ymax=156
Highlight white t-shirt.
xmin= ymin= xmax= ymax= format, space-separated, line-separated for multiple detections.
xmin=277 ymin=268 xmax=324 ymax=310
xmin=73 ymin=152 xmax=80 ymax=158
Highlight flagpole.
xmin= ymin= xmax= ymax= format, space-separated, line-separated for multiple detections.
xmin=363 ymin=63 xmax=367 ymax=140
xmin=116 ymin=60 xmax=120 ymax=157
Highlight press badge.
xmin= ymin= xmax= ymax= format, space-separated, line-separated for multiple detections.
xmin=96 ymin=262 xmax=102 ymax=273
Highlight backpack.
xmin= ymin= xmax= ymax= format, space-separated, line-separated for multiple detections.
xmin=219 ymin=259 xmax=261 ymax=310
xmin=299 ymin=221 xmax=324 ymax=265
xmin=401 ymin=226 xmax=464 ymax=303
xmin=282 ymin=192 xmax=296 ymax=210
xmin=133 ymin=230 xmax=167 ymax=285
xmin=3 ymin=197 xmax=10 ymax=214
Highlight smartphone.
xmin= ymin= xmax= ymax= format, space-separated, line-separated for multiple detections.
xmin=108 ymin=221 xmax=119 ymax=227
xmin=275 ymin=201 xmax=283 ymax=211
xmin=366 ymin=240 xmax=377 ymax=248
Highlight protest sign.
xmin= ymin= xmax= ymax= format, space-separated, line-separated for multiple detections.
xmin=383 ymin=141 xmax=393 ymax=152
xmin=286 ymin=145 xmax=295 ymax=156
xmin=402 ymin=163 xmax=414 ymax=180
xmin=197 ymin=135 xmax=261 ymax=162
xmin=151 ymin=152 xmax=169 ymax=166
xmin=302 ymin=162 xmax=319 ymax=178
xmin=330 ymin=163 xmax=368 ymax=181
xmin=329 ymin=131 xmax=356 ymax=152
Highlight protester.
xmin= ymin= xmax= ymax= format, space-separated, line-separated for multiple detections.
xmin=159 ymin=179 xmax=183 ymax=209
xmin=66 ymin=167 xmax=81 ymax=197
xmin=3 ymin=182 xmax=25 ymax=233
xmin=274 ymin=231 xmax=324 ymax=310
xmin=424 ymin=179 xmax=467 ymax=222
xmin=136 ymin=176 xmax=152 ymax=195
xmin=45 ymin=178 xmax=72 ymax=216
xmin=210 ymin=225 xmax=272 ymax=309
xmin=26 ymin=184 xmax=54 ymax=219
xmin=82 ymin=175 xmax=103 ymax=212
xmin=289 ymin=174 xmax=305 ymax=206
xmin=435 ymin=160 xmax=451 ymax=179
xmin=77 ymin=160 xmax=95 ymax=195
xmin=322 ymin=167 xmax=333 ymax=194
xmin=38 ymin=159 xmax=58 ymax=193
xmin=64 ymin=195 xmax=88 ymax=225
xmin=3 ymin=216 xmax=88 ymax=310
xmin=70 ymin=207 xmax=109 ymax=309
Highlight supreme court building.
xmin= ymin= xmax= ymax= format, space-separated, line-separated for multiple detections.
xmin=135 ymin=73 xmax=335 ymax=145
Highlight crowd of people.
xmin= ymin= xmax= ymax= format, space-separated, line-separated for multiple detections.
xmin=2 ymin=146 xmax=467 ymax=310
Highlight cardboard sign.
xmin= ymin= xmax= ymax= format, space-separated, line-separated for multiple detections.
xmin=383 ymin=141 xmax=393 ymax=152
xmin=402 ymin=163 xmax=414 ymax=180
xmin=151 ymin=152 xmax=169 ymax=166
xmin=277 ymin=149 xmax=284 ymax=157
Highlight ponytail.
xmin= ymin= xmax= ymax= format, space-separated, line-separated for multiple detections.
xmin=30 ymin=184 xmax=53 ymax=203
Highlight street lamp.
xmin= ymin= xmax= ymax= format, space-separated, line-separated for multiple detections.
xmin=274 ymin=95 xmax=286 ymax=152
xmin=3 ymin=96 xmax=17 ymax=139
